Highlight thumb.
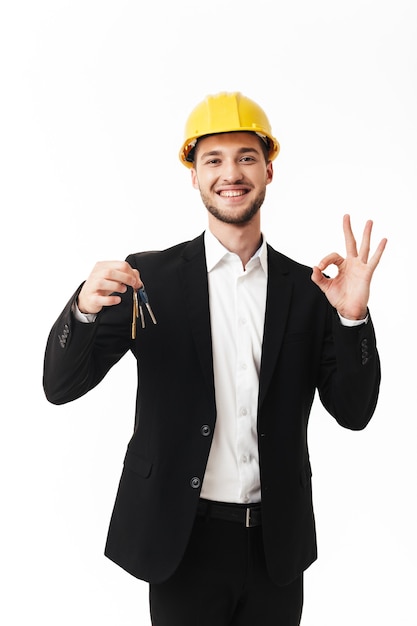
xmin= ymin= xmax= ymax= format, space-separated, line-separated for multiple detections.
xmin=311 ymin=266 xmax=330 ymax=291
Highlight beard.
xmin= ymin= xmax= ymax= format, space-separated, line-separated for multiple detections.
xmin=199 ymin=188 xmax=266 ymax=225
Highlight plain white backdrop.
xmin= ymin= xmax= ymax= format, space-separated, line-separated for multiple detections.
xmin=1 ymin=1 xmax=416 ymax=624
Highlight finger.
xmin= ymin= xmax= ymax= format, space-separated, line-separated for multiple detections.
xmin=357 ymin=219 xmax=373 ymax=262
xmin=132 ymin=268 xmax=142 ymax=290
xmin=87 ymin=293 xmax=124 ymax=309
xmin=106 ymin=267 xmax=141 ymax=290
xmin=316 ymin=252 xmax=344 ymax=272
xmin=94 ymin=277 xmax=129 ymax=295
xmin=96 ymin=294 xmax=123 ymax=307
xmin=77 ymin=290 xmax=123 ymax=314
xmin=368 ymin=237 xmax=388 ymax=271
xmin=343 ymin=214 xmax=358 ymax=257
xmin=311 ymin=266 xmax=332 ymax=293
xmin=311 ymin=265 xmax=326 ymax=284
xmin=93 ymin=262 xmax=142 ymax=291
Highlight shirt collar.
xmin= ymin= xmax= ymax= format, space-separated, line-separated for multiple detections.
xmin=204 ymin=228 xmax=268 ymax=274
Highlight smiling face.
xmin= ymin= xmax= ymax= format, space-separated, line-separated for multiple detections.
xmin=190 ymin=132 xmax=273 ymax=227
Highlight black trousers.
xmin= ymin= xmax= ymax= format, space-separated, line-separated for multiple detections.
xmin=149 ymin=504 xmax=303 ymax=626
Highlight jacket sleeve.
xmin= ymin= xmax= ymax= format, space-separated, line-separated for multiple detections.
xmin=317 ymin=309 xmax=381 ymax=430
xmin=43 ymin=284 xmax=132 ymax=405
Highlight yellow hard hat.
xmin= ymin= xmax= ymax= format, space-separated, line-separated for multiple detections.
xmin=179 ymin=92 xmax=280 ymax=168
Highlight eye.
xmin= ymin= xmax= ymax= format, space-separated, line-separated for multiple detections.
xmin=240 ymin=155 xmax=256 ymax=163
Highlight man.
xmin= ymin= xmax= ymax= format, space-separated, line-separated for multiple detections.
xmin=43 ymin=92 xmax=387 ymax=625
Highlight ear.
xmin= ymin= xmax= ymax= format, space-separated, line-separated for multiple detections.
xmin=266 ymin=162 xmax=274 ymax=185
xmin=191 ymin=168 xmax=199 ymax=189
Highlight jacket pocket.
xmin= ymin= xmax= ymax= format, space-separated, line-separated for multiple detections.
xmin=123 ymin=449 xmax=153 ymax=478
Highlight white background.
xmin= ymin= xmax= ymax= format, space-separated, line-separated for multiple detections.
xmin=1 ymin=1 xmax=416 ymax=624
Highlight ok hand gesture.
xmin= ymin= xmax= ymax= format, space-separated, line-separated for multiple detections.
xmin=311 ymin=214 xmax=387 ymax=320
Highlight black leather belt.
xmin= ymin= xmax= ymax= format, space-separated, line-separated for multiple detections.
xmin=197 ymin=499 xmax=262 ymax=528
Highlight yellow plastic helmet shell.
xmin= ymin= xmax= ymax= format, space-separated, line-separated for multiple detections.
xmin=179 ymin=92 xmax=280 ymax=168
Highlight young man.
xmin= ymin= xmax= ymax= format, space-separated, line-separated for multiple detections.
xmin=43 ymin=92 xmax=387 ymax=625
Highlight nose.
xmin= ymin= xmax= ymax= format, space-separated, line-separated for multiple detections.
xmin=221 ymin=158 xmax=244 ymax=183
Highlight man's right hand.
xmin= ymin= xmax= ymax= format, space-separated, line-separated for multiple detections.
xmin=77 ymin=261 xmax=142 ymax=314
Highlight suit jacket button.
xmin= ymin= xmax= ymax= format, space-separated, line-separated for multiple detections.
xmin=200 ymin=425 xmax=211 ymax=437
xmin=190 ymin=477 xmax=201 ymax=489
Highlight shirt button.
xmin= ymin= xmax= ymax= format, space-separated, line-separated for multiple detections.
xmin=190 ymin=477 xmax=201 ymax=489
xmin=241 ymin=455 xmax=248 ymax=463
xmin=239 ymin=407 xmax=248 ymax=416
xmin=200 ymin=425 xmax=211 ymax=437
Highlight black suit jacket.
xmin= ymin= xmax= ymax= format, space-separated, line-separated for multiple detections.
xmin=43 ymin=233 xmax=381 ymax=585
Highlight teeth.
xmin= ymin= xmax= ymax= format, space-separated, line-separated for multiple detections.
xmin=219 ymin=190 xmax=246 ymax=197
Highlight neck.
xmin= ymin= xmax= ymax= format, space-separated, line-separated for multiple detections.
xmin=208 ymin=218 xmax=262 ymax=268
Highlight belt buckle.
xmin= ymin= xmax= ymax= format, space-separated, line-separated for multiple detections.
xmin=245 ymin=507 xmax=252 ymax=528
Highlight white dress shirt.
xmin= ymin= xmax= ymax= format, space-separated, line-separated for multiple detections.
xmin=200 ymin=229 xmax=268 ymax=504
xmin=73 ymin=232 xmax=368 ymax=506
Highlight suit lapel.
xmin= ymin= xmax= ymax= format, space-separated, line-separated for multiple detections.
xmin=178 ymin=234 xmax=215 ymax=399
xmin=177 ymin=236 xmax=293 ymax=411
xmin=258 ymin=246 xmax=293 ymax=409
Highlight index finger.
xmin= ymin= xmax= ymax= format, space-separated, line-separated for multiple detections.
xmin=97 ymin=261 xmax=142 ymax=290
